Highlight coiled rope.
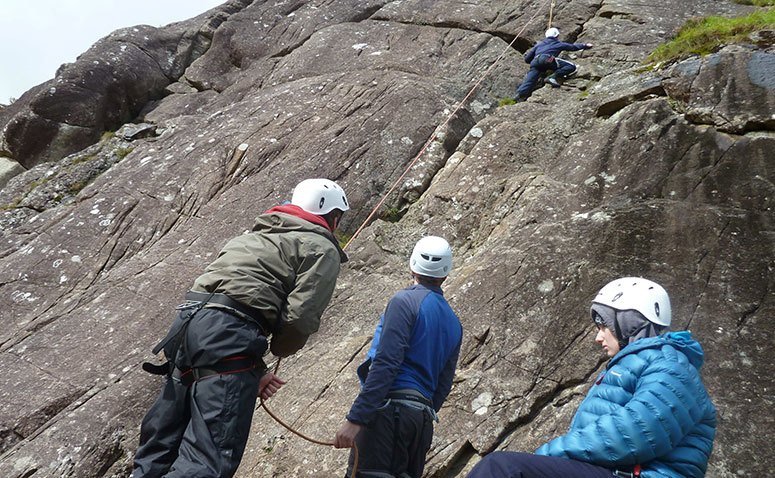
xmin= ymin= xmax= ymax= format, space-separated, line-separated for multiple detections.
xmin=259 ymin=1 xmax=556 ymax=475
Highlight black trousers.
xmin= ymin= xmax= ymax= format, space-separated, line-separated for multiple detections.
xmin=466 ymin=451 xmax=615 ymax=478
xmin=132 ymin=308 xmax=267 ymax=478
xmin=347 ymin=401 xmax=434 ymax=478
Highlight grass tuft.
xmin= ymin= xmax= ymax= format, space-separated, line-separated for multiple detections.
xmin=647 ymin=9 xmax=775 ymax=64
xmin=734 ymin=0 xmax=775 ymax=6
xmin=498 ymin=97 xmax=517 ymax=107
xmin=116 ymin=147 xmax=134 ymax=160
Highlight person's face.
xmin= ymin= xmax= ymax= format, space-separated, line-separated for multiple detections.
xmin=595 ymin=325 xmax=620 ymax=357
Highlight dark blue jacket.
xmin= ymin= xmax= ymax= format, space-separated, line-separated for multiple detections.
xmin=536 ymin=332 xmax=717 ymax=478
xmin=524 ymin=37 xmax=590 ymax=65
xmin=347 ymin=284 xmax=462 ymax=425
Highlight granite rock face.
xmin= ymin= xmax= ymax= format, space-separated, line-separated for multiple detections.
xmin=0 ymin=0 xmax=772 ymax=477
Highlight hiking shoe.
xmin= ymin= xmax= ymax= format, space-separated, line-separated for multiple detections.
xmin=547 ymin=77 xmax=561 ymax=88
xmin=515 ymin=96 xmax=528 ymax=103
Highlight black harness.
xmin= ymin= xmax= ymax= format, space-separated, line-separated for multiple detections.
xmin=142 ymin=291 xmax=267 ymax=385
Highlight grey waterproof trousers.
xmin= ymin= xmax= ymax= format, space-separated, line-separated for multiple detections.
xmin=132 ymin=307 xmax=267 ymax=478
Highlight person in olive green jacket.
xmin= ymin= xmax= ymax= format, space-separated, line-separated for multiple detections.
xmin=132 ymin=178 xmax=350 ymax=478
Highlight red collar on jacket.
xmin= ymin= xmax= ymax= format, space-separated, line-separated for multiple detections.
xmin=265 ymin=204 xmax=333 ymax=232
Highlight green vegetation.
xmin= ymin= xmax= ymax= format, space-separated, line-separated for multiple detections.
xmin=666 ymin=97 xmax=688 ymax=114
xmin=647 ymin=9 xmax=775 ymax=64
xmin=335 ymin=230 xmax=353 ymax=249
xmin=734 ymin=0 xmax=775 ymax=6
xmin=27 ymin=177 xmax=50 ymax=190
xmin=0 ymin=197 xmax=22 ymax=211
xmin=71 ymin=154 xmax=97 ymax=165
xmin=498 ymin=97 xmax=516 ymax=107
xmin=380 ymin=206 xmax=404 ymax=223
xmin=116 ymin=147 xmax=134 ymax=160
xmin=67 ymin=181 xmax=90 ymax=195
xmin=100 ymin=131 xmax=116 ymax=142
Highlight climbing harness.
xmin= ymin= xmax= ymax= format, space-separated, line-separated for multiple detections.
xmin=173 ymin=355 xmax=259 ymax=387
xmin=344 ymin=0 xmax=556 ymax=250
xmin=535 ymin=53 xmax=557 ymax=69
xmin=142 ymin=292 xmax=214 ymax=376
xmin=184 ymin=290 xmax=272 ymax=335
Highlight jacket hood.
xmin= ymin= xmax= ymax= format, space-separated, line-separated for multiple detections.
xmin=253 ymin=207 xmax=348 ymax=263
xmin=610 ymin=331 xmax=705 ymax=369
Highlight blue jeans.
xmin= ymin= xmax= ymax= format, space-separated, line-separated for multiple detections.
xmin=552 ymin=58 xmax=578 ymax=79
xmin=467 ymin=451 xmax=615 ymax=478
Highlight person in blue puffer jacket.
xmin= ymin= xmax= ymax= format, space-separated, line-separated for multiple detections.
xmin=467 ymin=277 xmax=717 ymax=478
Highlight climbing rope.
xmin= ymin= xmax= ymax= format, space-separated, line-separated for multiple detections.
xmin=549 ymin=0 xmax=557 ymax=28
xmin=260 ymin=0 xmax=556 ymax=473
xmin=259 ymin=360 xmax=360 ymax=475
xmin=343 ymin=0 xmax=555 ymax=250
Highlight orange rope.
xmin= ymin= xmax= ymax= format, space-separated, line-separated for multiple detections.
xmin=548 ymin=0 xmax=556 ymax=28
xmin=260 ymin=359 xmax=360 ymax=475
xmin=259 ymin=390 xmax=359 ymax=476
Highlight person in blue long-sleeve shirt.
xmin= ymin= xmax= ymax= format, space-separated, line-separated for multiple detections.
xmin=515 ymin=27 xmax=592 ymax=101
xmin=334 ymin=236 xmax=463 ymax=478
xmin=466 ymin=277 xmax=717 ymax=478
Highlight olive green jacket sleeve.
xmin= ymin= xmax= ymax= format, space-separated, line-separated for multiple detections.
xmin=270 ymin=244 xmax=341 ymax=357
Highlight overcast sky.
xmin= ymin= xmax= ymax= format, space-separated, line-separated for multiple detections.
xmin=0 ymin=0 xmax=227 ymax=103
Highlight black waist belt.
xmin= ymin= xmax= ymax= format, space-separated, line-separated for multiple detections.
xmin=185 ymin=291 xmax=271 ymax=335
xmin=387 ymin=390 xmax=432 ymax=408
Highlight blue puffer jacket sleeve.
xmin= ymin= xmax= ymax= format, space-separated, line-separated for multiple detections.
xmin=536 ymin=332 xmax=716 ymax=478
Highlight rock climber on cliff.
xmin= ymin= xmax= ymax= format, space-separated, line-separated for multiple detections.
xmin=514 ymin=27 xmax=592 ymax=102
xmin=466 ymin=277 xmax=717 ymax=478
xmin=131 ymin=178 xmax=350 ymax=478
xmin=333 ymin=236 xmax=463 ymax=478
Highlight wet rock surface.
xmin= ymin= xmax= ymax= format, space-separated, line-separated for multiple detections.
xmin=0 ymin=0 xmax=772 ymax=477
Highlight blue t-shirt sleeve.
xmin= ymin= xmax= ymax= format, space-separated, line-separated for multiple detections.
xmin=346 ymin=292 xmax=416 ymax=425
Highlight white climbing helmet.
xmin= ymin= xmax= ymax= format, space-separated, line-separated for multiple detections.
xmin=592 ymin=277 xmax=672 ymax=326
xmin=291 ymin=178 xmax=350 ymax=215
xmin=410 ymin=236 xmax=453 ymax=278
xmin=545 ymin=27 xmax=560 ymax=38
